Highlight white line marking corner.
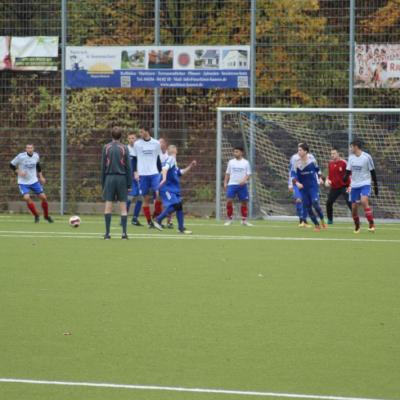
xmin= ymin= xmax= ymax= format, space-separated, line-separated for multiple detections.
xmin=0 ymin=378 xmax=394 ymax=400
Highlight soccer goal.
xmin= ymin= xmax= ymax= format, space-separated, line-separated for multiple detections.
xmin=216 ymin=107 xmax=400 ymax=221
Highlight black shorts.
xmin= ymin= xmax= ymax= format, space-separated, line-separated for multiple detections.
xmin=102 ymin=175 xmax=128 ymax=202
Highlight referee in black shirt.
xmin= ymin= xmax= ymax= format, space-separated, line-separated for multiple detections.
xmin=101 ymin=126 xmax=132 ymax=239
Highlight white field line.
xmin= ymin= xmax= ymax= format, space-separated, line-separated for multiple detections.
xmin=0 ymin=230 xmax=399 ymax=243
xmin=0 ymin=378 xmax=394 ymax=400
xmin=1 ymin=218 xmax=400 ymax=230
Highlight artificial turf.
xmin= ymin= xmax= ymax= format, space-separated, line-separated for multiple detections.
xmin=0 ymin=215 xmax=399 ymax=400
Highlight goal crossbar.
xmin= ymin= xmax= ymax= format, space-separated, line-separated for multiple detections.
xmin=217 ymin=107 xmax=400 ymax=114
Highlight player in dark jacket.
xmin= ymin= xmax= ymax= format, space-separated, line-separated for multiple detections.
xmin=101 ymin=126 xmax=132 ymax=239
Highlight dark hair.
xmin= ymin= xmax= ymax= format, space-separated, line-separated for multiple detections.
xmin=111 ymin=126 xmax=122 ymax=140
xmin=298 ymin=142 xmax=309 ymax=153
xmin=331 ymin=146 xmax=339 ymax=152
xmin=234 ymin=146 xmax=244 ymax=153
xmin=350 ymin=139 xmax=362 ymax=149
xmin=139 ymin=125 xmax=152 ymax=134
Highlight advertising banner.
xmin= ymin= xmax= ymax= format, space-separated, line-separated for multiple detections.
xmin=0 ymin=37 xmax=11 ymax=70
xmin=10 ymin=37 xmax=59 ymax=71
xmin=355 ymin=44 xmax=400 ymax=88
xmin=66 ymin=45 xmax=250 ymax=89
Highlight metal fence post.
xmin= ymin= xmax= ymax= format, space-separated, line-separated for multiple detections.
xmin=249 ymin=0 xmax=256 ymax=218
xmin=216 ymin=109 xmax=222 ymax=220
xmin=348 ymin=0 xmax=355 ymax=146
xmin=154 ymin=0 xmax=160 ymax=139
xmin=60 ymin=0 xmax=67 ymax=215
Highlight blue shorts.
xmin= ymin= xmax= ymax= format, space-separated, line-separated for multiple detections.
xmin=160 ymin=190 xmax=181 ymax=208
xmin=19 ymin=182 xmax=43 ymax=196
xmin=351 ymin=185 xmax=371 ymax=203
xmin=301 ymin=187 xmax=320 ymax=208
xmin=226 ymin=184 xmax=249 ymax=202
xmin=128 ymin=179 xmax=141 ymax=197
xmin=292 ymin=185 xmax=303 ymax=200
xmin=139 ymin=174 xmax=160 ymax=196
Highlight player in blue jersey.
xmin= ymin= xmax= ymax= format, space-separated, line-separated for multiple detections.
xmin=126 ymin=132 xmax=143 ymax=226
xmin=291 ymin=143 xmax=326 ymax=231
xmin=10 ymin=144 xmax=54 ymax=223
xmin=288 ymin=150 xmax=310 ymax=228
xmin=152 ymin=145 xmax=196 ymax=234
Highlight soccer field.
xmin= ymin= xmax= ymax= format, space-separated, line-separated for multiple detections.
xmin=0 ymin=215 xmax=399 ymax=400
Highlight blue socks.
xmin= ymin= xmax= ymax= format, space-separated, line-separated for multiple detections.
xmin=312 ymin=201 xmax=324 ymax=220
xmin=176 ymin=209 xmax=184 ymax=231
xmin=157 ymin=205 xmax=175 ymax=224
xmin=307 ymin=207 xmax=319 ymax=225
xmin=295 ymin=202 xmax=303 ymax=220
xmin=133 ymin=200 xmax=142 ymax=219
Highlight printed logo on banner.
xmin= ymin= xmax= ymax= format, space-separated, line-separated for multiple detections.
xmin=121 ymin=75 xmax=131 ymax=88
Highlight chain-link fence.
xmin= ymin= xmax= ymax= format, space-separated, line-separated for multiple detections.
xmin=1 ymin=1 xmax=399 ymax=216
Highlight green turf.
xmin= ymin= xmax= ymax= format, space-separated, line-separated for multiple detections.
xmin=0 ymin=215 xmax=399 ymax=400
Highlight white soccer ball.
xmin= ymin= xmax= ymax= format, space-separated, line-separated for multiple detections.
xmin=69 ymin=215 xmax=81 ymax=228
xmin=324 ymin=179 xmax=331 ymax=188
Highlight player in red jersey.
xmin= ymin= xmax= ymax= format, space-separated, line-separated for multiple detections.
xmin=325 ymin=147 xmax=352 ymax=224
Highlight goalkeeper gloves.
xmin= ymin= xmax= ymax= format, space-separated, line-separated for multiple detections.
xmin=373 ymin=184 xmax=379 ymax=196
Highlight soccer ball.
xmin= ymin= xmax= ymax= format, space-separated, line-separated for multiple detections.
xmin=69 ymin=215 xmax=81 ymax=228
xmin=324 ymin=179 xmax=331 ymax=188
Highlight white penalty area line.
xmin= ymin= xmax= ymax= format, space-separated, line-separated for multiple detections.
xmin=2 ymin=218 xmax=400 ymax=231
xmin=0 ymin=230 xmax=399 ymax=243
xmin=0 ymin=378 xmax=394 ymax=400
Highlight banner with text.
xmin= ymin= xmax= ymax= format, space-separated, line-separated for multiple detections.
xmin=0 ymin=36 xmax=58 ymax=71
xmin=66 ymin=45 xmax=250 ymax=88
xmin=0 ymin=37 xmax=11 ymax=70
xmin=10 ymin=37 xmax=58 ymax=71
xmin=355 ymin=44 xmax=400 ymax=88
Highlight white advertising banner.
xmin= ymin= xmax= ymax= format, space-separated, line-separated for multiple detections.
xmin=0 ymin=36 xmax=11 ymax=70
xmin=355 ymin=44 xmax=400 ymax=88
xmin=66 ymin=45 xmax=250 ymax=88
xmin=10 ymin=36 xmax=59 ymax=71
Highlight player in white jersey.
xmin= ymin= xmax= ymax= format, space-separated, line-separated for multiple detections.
xmin=126 ymin=132 xmax=143 ymax=226
xmin=132 ymin=126 xmax=162 ymax=227
xmin=159 ymin=137 xmax=169 ymax=163
xmin=224 ymin=146 xmax=252 ymax=226
xmin=343 ymin=139 xmax=378 ymax=233
xmin=10 ymin=144 xmax=54 ymax=223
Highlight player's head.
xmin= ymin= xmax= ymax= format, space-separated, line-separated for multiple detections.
xmin=138 ymin=125 xmax=151 ymax=140
xmin=167 ymin=144 xmax=177 ymax=157
xmin=350 ymin=139 xmax=363 ymax=154
xmin=233 ymin=146 xmax=244 ymax=159
xmin=127 ymin=132 xmax=137 ymax=146
xmin=111 ymin=126 xmax=123 ymax=141
xmin=330 ymin=147 xmax=340 ymax=160
xmin=159 ymin=137 xmax=168 ymax=152
xmin=25 ymin=144 xmax=34 ymax=155
xmin=297 ymin=142 xmax=309 ymax=158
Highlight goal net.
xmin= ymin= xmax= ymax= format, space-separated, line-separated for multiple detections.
xmin=216 ymin=108 xmax=400 ymax=221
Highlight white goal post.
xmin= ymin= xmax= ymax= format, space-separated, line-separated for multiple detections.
xmin=216 ymin=107 xmax=400 ymax=221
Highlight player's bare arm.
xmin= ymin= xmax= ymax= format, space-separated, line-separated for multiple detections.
xmin=224 ymin=173 xmax=230 ymax=190
xmin=159 ymin=167 xmax=168 ymax=187
xmin=239 ymin=175 xmax=249 ymax=186
xmin=180 ymin=160 xmax=197 ymax=175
